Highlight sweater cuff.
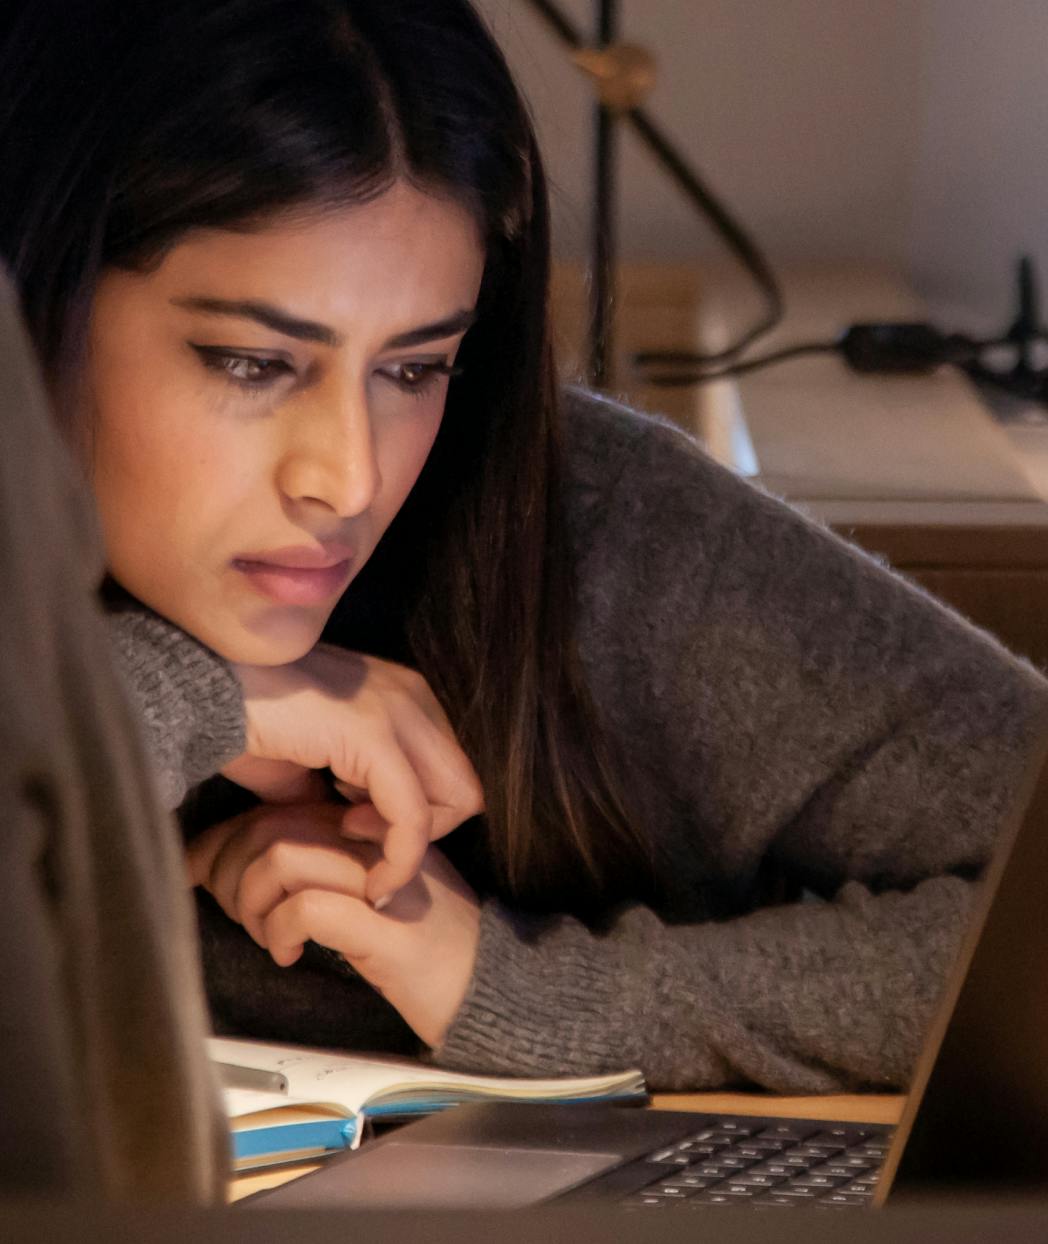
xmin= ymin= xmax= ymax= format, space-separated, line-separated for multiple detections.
xmin=434 ymin=900 xmax=650 ymax=1077
xmin=106 ymin=607 xmax=246 ymax=808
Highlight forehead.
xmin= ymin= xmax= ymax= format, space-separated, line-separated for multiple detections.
xmin=138 ymin=181 xmax=486 ymax=332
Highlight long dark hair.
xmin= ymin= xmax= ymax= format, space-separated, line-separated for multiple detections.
xmin=0 ymin=0 xmax=650 ymax=908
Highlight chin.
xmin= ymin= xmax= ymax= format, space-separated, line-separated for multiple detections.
xmin=189 ymin=610 xmax=328 ymax=668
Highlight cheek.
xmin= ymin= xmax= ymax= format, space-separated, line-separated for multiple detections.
xmin=88 ymin=375 xmax=256 ymax=582
xmin=378 ymin=403 xmax=445 ymax=509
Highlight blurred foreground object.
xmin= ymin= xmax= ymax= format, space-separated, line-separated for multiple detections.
xmin=0 ymin=269 xmax=225 ymax=1203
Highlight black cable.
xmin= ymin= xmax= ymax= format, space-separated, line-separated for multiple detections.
xmin=642 ymin=341 xmax=836 ymax=387
xmin=525 ymin=0 xmax=582 ymax=48
xmin=638 ymin=323 xmax=1002 ymax=388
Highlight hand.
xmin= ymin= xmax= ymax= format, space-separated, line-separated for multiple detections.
xmin=220 ymin=646 xmax=484 ymax=905
xmin=265 ymin=843 xmax=481 ymax=1048
xmin=187 ymin=804 xmax=480 ymax=1048
xmin=186 ymin=801 xmax=373 ymax=946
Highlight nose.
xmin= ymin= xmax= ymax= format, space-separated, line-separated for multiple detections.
xmin=275 ymin=377 xmax=381 ymax=519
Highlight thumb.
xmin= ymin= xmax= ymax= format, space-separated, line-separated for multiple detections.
xmin=221 ymin=755 xmax=329 ymax=804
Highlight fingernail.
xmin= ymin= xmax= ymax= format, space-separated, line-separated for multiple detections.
xmin=372 ymin=894 xmax=391 ymax=912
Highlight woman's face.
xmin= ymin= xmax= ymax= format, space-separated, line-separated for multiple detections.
xmin=85 ymin=181 xmax=485 ymax=665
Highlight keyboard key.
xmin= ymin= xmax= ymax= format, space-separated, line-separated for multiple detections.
xmin=720 ymin=1183 xmax=760 ymax=1197
xmin=714 ymin=1154 xmax=753 ymax=1169
xmin=753 ymin=1195 xmax=805 ymax=1207
xmin=785 ymin=1144 xmax=843 ymax=1159
xmin=715 ymin=1120 xmax=756 ymax=1134
xmin=859 ymin=1143 xmax=890 ymax=1158
xmin=821 ymin=1193 xmax=870 ymax=1206
xmin=646 ymin=1148 xmax=691 ymax=1165
xmin=755 ymin=1126 xmax=812 ymax=1143
xmin=787 ymin=1173 xmax=849 ymax=1189
xmin=726 ymin=1172 xmax=785 ymax=1188
xmin=838 ymin=1183 xmax=875 ymax=1198
xmin=745 ymin=1137 xmax=790 ymax=1152
xmin=621 ymin=1195 xmax=672 ymax=1208
xmin=690 ymin=1154 xmax=751 ymax=1174
xmin=752 ymin=1162 xmax=794 ymax=1177
xmin=807 ymin=1128 xmax=873 ymax=1148
xmin=694 ymin=1191 xmax=759 ymax=1204
xmin=661 ymin=1173 xmax=719 ymax=1188
xmin=822 ymin=1163 xmax=870 ymax=1179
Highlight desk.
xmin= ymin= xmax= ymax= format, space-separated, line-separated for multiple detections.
xmin=228 ymin=1091 xmax=904 ymax=1203
xmin=689 ymin=264 xmax=1048 ymax=668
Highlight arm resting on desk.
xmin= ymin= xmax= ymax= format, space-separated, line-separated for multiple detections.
xmin=436 ymin=397 xmax=1048 ymax=1093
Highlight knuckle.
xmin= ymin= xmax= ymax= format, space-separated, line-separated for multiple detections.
xmin=462 ymin=768 xmax=485 ymax=808
xmin=400 ymin=667 xmax=429 ymax=696
xmin=406 ymin=809 xmax=434 ymax=845
xmin=264 ymin=839 xmax=297 ymax=874
xmin=291 ymin=889 xmax=323 ymax=923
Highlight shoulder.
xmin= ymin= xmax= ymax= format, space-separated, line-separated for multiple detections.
xmin=559 ymin=383 xmax=811 ymax=559
xmin=557 ymin=384 xmax=1046 ymax=706
xmin=558 ymin=383 xmax=859 ymax=596
xmin=561 ymin=383 xmax=724 ymax=506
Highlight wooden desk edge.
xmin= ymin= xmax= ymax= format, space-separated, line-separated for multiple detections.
xmin=650 ymin=1091 xmax=904 ymax=1125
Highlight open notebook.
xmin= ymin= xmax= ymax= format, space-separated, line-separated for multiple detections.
xmin=211 ymin=1036 xmax=646 ymax=1170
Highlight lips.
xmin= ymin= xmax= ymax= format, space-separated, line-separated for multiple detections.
xmin=232 ymin=543 xmax=354 ymax=606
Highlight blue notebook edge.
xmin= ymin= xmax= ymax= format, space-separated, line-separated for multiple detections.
xmin=232 ymin=1116 xmax=358 ymax=1161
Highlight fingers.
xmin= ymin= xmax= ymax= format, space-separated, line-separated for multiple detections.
xmin=196 ymin=803 xmax=379 ymax=946
xmin=336 ymin=802 xmax=417 ymax=909
xmin=328 ymin=725 xmax=433 ymax=907
xmin=354 ymin=707 xmax=483 ymax=905
xmin=234 ymin=647 xmax=485 ymax=905
xmin=262 ymin=887 xmax=387 ymax=970
xmin=386 ymin=700 xmax=485 ymax=836
xmin=185 ymin=815 xmax=245 ymax=889
xmin=221 ymin=755 xmax=330 ymax=804
xmin=259 ymin=847 xmax=480 ymax=1047
xmin=235 ymin=840 xmax=373 ymax=947
xmin=338 ymin=799 xmax=426 ymax=910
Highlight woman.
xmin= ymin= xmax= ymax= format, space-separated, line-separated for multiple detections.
xmin=2 ymin=0 xmax=1044 ymax=1092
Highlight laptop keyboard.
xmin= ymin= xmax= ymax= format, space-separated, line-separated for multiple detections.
xmin=619 ymin=1118 xmax=890 ymax=1209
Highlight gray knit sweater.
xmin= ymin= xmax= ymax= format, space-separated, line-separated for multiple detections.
xmin=108 ymin=388 xmax=1048 ymax=1094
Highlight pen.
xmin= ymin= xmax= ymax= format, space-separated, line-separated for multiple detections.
xmin=214 ymin=1061 xmax=289 ymax=1094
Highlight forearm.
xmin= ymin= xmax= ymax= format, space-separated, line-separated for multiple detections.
xmin=436 ymin=875 xmax=973 ymax=1093
xmin=106 ymin=607 xmax=245 ymax=807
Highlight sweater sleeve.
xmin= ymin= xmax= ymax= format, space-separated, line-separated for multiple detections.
xmin=106 ymin=607 xmax=246 ymax=808
xmin=436 ymin=394 xmax=1048 ymax=1092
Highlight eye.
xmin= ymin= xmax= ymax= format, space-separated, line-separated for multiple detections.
xmin=191 ymin=345 xmax=294 ymax=391
xmin=381 ymin=359 xmax=463 ymax=398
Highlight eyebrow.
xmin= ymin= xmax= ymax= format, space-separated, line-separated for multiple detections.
xmin=171 ymin=297 xmax=476 ymax=349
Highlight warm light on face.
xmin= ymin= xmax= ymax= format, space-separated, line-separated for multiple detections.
xmin=84 ymin=181 xmax=485 ymax=665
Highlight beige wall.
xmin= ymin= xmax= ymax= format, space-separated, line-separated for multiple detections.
xmin=474 ymin=1 xmax=1047 ymax=328
xmin=474 ymin=0 xmax=924 ymax=264
xmin=907 ymin=0 xmax=1048 ymax=329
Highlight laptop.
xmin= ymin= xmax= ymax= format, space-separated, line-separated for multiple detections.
xmin=251 ymin=727 xmax=1048 ymax=1213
